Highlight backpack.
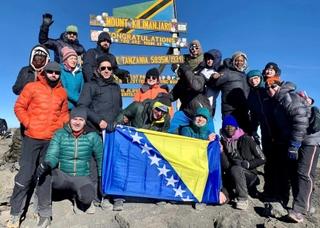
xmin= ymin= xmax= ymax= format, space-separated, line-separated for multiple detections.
xmin=308 ymin=106 xmax=320 ymax=134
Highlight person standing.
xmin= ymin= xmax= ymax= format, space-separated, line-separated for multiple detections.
xmin=7 ymin=62 xmax=69 ymax=228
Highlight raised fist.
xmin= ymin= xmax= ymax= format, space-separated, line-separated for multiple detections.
xmin=42 ymin=13 xmax=54 ymax=26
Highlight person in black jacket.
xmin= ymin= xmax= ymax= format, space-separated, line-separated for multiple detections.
xmin=82 ymin=31 xmax=130 ymax=83
xmin=38 ymin=13 xmax=85 ymax=63
xmin=220 ymin=115 xmax=265 ymax=210
xmin=12 ymin=45 xmax=50 ymax=95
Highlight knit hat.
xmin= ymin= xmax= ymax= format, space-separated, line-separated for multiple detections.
xmin=263 ymin=62 xmax=281 ymax=76
xmin=61 ymin=46 xmax=77 ymax=62
xmin=155 ymin=93 xmax=171 ymax=107
xmin=97 ymin=54 xmax=113 ymax=67
xmin=66 ymin=25 xmax=78 ymax=34
xmin=98 ymin=32 xmax=112 ymax=44
xmin=146 ymin=68 xmax=160 ymax=80
xmin=44 ymin=61 xmax=60 ymax=72
xmin=247 ymin=70 xmax=262 ymax=79
xmin=189 ymin=40 xmax=203 ymax=54
xmin=153 ymin=101 xmax=169 ymax=113
xmin=70 ymin=107 xmax=87 ymax=121
xmin=195 ymin=107 xmax=210 ymax=120
xmin=222 ymin=115 xmax=239 ymax=129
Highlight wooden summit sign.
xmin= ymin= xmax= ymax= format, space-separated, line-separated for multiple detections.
xmin=114 ymin=74 xmax=178 ymax=84
xmin=116 ymin=55 xmax=184 ymax=65
xmin=90 ymin=15 xmax=187 ymax=33
xmin=90 ymin=30 xmax=187 ymax=48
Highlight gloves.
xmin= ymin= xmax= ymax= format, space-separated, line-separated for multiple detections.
xmin=42 ymin=13 xmax=54 ymax=26
xmin=241 ymin=160 xmax=250 ymax=169
xmin=35 ymin=162 xmax=50 ymax=180
xmin=251 ymin=132 xmax=261 ymax=146
xmin=288 ymin=146 xmax=299 ymax=160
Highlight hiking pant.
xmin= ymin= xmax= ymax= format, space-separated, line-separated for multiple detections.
xmin=293 ymin=145 xmax=320 ymax=214
xmin=230 ymin=165 xmax=258 ymax=200
xmin=10 ymin=136 xmax=50 ymax=217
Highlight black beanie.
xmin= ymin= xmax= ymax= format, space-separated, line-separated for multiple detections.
xmin=96 ymin=54 xmax=113 ymax=67
xmin=70 ymin=107 xmax=87 ymax=121
xmin=155 ymin=93 xmax=171 ymax=107
xmin=146 ymin=68 xmax=160 ymax=79
xmin=44 ymin=61 xmax=60 ymax=73
xmin=98 ymin=32 xmax=112 ymax=44
xmin=263 ymin=62 xmax=281 ymax=76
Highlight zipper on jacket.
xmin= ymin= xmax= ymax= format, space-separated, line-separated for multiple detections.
xmin=74 ymin=138 xmax=78 ymax=176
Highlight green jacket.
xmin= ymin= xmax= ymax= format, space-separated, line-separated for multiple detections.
xmin=45 ymin=124 xmax=103 ymax=176
xmin=115 ymin=99 xmax=170 ymax=132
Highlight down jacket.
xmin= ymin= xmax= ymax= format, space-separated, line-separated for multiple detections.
xmin=14 ymin=74 xmax=69 ymax=140
xmin=45 ymin=124 xmax=103 ymax=176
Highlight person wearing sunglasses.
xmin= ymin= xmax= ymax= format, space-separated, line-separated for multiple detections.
xmin=83 ymin=31 xmax=130 ymax=83
xmin=39 ymin=13 xmax=86 ymax=64
xmin=7 ymin=61 xmax=69 ymax=228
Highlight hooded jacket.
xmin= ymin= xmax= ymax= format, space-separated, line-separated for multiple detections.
xmin=14 ymin=73 xmax=69 ymax=140
xmin=39 ymin=23 xmax=85 ymax=63
xmin=12 ymin=45 xmax=50 ymax=95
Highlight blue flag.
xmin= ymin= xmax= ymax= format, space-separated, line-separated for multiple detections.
xmin=102 ymin=126 xmax=221 ymax=203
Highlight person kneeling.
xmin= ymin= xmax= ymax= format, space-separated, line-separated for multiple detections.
xmin=36 ymin=107 xmax=103 ymax=218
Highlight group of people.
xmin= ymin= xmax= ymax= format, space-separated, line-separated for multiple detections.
xmin=6 ymin=13 xmax=320 ymax=228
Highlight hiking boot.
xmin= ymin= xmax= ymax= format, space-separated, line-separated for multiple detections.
xmin=6 ymin=215 xmax=20 ymax=228
xmin=37 ymin=216 xmax=51 ymax=228
xmin=156 ymin=201 xmax=167 ymax=206
xmin=194 ymin=203 xmax=206 ymax=211
xmin=100 ymin=198 xmax=113 ymax=210
xmin=73 ymin=199 xmax=83 ymax=215
xmin=113 ymin=199 xmax=124 ymax=211
xmin=288 ymin=210 xmax=304 ymax=223
xmin=235 ymin=199 xmax=249 ymax=210
xmin=85 ymin=202 xmax=96 ymax=214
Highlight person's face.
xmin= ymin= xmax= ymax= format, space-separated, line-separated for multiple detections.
xmin=249 ymin=76 xmax=261 ymax=87
xmin=194 ymin=115 xmax=207 ymax=127
xmin=98 ymin=61 xmax=113 ymax=79
xmin=205 ymin=57 xmax=214 ymax=67
xmin=32 ymin=55 xmax=46 ymax=68
xmin=234 ymin=56 xmax=245 ymax=70
xmin=100 ymin=40 xmax=110 ymax=50
xmin=70 ymin=117 xmax=86 ymax=132
xmin=45 ymin=70 xmax=60 ymax=81
xmin=152 ymin=108 xmax=165 ymax=120
xmin=146 ymin=75 xmax=158 ymax=86
xmin=265 ymin=68 xmax=276 ymax=77
xmin=66 ymin=55 xmax=78 ymax=68
xmin=66 ymin=32 xmax=77 ymax=42
xmin=189 ymin=45 xmax=200 ymax=57
xmin=266 ymin=84 xmax=279 ymax=97
xmin=224 ymin=125 xmax=236 ymax=137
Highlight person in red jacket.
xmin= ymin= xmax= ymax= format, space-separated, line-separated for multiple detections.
xmin=7 ymin=62 xmax=69 ymax=228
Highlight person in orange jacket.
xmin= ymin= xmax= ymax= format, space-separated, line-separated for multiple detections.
xmin=7 ymin=62 xmax=69 ymax=228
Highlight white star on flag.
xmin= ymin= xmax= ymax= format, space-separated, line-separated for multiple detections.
xmin=131 ymin=132 xmax=143 ymax=144
xmin=166 ymin=175 xmax=178 ymax=187
xmin=141 ymin=143 xmax=152 ymax=155
xmin=158 ymin=164 xmax=170 ymax=177
xmin=149 ymin=154 xmax=161 ymax=166
xmin=173 ymin=185 xmax=186 ymax=198
xmin=182 ymin=196 xmax=193 ymax=202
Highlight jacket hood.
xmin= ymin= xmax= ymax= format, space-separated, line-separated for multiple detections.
xmin=203 ymin=49 xmax=222 ymax=71
xmin=29 ymin=44 xmax=50 ymax=71
xmin=274 ymin=81 xmax=297 ymax=100
xmin=194 ymin=107 xmax=210 ymax=120
xmin=231 ymin=51 xmax=248 ymax=72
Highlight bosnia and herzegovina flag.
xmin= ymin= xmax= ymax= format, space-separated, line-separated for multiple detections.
xmin=102 ymin=125 xmax=222 ymax=204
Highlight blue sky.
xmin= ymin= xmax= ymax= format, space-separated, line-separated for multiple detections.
xmin=1 ymin=0 xmax=320 ymax=128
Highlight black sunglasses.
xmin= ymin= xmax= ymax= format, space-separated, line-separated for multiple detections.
xmin=146 ymin=76 xmax=158 ymax=80
xmin=190 ymin=46 xmax=199 ymax=50
xmin=67 ymin=32 xmax=77 ymax=36
xmin=267 ymin=84 xmax=278 ymax=89
xmin=100 ymin=66 xmax=113 ymax=71
xmin=46 ymin=70 xmax=60 ymax=75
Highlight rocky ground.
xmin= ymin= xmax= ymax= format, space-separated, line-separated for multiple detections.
xmin=0 ymin=135 xmax=319 ymax=228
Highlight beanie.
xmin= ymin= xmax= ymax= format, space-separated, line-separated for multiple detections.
xmin=222 ymin=115 xmax=239 ymax=129
xmin=70 ymin=107 xmax=87 ymax=121
xmin=98 ymin=32 xmax=112 ymax=44
xmin=155 ymin=93 xmax=171 ymax=107
xmin=153 ymin=101 xmax=169 ymax=113
xmin=44 ymin=61 xmax=60 ymax=73
xmin=66 ymin=25 xmax=78 ymax=34
xmin=263 ymin=62 xmax=281 ymax=76
xmin=247 ymin=70 xmax=262 ymax=79
xmin=97 ymin=54 xmax=113 ymax=67
xmin=145 ymin=68 xmax=160 ymax=80
xmin=61 ymin=46 xmax=77 ymax=62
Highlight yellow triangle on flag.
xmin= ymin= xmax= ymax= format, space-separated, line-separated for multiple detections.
xmin=138 ymin=129 xmax=209 ymax=202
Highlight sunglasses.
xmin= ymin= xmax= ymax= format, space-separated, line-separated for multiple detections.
xmin=267 ymin=84 xmax=278 ymax=89
xmin=190 ymin=46 xmax=199 ymax=50
xmin=67 ymin=32 xmax=77 ymax=36
xmin=46 ymin=70 xmax=60 ymax=75
xmin=146 ymin=76 xmax=158 ymax=80
xmin=100 ymin=66 xmax=113 ymax=71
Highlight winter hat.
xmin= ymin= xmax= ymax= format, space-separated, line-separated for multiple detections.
xmin=70 ymin=107 xmax=87 ymax=121
xmin=155 ymin=93 xmax=171 ymax=107
xmin=44 ymin=61 xmax=61 ymax=73
xmin=97 ymin=54 xmax=113 ymax=67
xmin=195 ymin=107 xmax=210 ymax=120
xmin=247 ymin=70 xmax=262 ymax=78
xmin=263 ymin=62 xmax=281 ymax=76
xmin=98 ymin=32 xmax=112 ymax=44
xmin=61 ymin=46 xmax=77 ymax=62
xmin=222 ymin=115 xmax=239 ymax=129
xmin=66 ymin=25 xmax=78 ymax=34
xmin=153 ymin=101 xmax=169 ymax=113
xmin=145 ymin=68 xmax=160 ymax=80
xmin=189 ymin=40 xmax=203 ymax=54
